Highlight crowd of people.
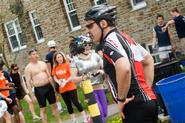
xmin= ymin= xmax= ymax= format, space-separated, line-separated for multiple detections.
xmin=0 ymin=4 xmax=184 ymax=123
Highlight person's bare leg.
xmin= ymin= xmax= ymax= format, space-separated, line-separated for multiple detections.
xmin=19 ymin=111 xmax=25 ymax=123
xmin=3 ymin=111 xmax=12 ymax=123
xmin=15 ymin=98 xmax=21 ymax=109
xmin=11 ymin=105 xmax=20 ymax=123
xmin=56 ymin=93 xmax=62 ymax=112
xmin=40 ymin=107 xmax=47 ymax=123
xmin=23 ymin=95 xmax=40 ymax=120
xmin=51 ymin=103 xmax=62 ymax=123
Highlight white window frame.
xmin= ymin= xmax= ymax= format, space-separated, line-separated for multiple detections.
xmin=94 ymin=0 xmax=106 ymax=5
xmin=130 ymin=0 xmax=147 ymax=11
xmin=29 ymin=10 xmax=44 ymax=43
xmin=4 ymin=19 xmax=27 ymax=52
xmin=63 ymin=0 xmax=81 ymax=31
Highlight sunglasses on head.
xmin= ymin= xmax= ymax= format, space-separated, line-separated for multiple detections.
xmin=86 ymin=22 xmax=96 ymax=29
xmin=28 ymin=48 xmax=37 ymax=55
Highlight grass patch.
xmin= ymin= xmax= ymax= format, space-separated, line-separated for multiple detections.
xmin=107 ymin=115 xmax=122 ymax=123
xmin=20 ymin=87 xmax=114 ymax=122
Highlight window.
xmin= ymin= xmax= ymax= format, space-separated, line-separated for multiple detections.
xmin=29 ymin=10 xmax=44 ymax=43
xmin=4 ymin=19 xmax=26 ymax=52
xmin=63 ymin=0 xmax=81 ymax=31
xmin=94 ymin=0 xmax=106 ymax=5
xmin=130 ymin=0 xmax=147 ymax=11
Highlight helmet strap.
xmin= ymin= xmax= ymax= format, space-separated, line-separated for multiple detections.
xmin=95 ymin=20 xmax=104 ymax=44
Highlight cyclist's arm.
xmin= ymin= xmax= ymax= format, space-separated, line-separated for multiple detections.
xmin=138 ymin=44 xmax=154 ymax=87
xmin=104 ymin=44 xmax=131 ymax=100
xmin=115 ymin=57 xmax=131 ymax=100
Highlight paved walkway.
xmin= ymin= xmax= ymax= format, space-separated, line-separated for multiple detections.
xmin=63 ymin=103 xmax=119 ymax=123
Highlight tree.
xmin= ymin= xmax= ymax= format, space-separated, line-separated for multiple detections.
xmin=0 ymin=12 xmax=10 ymax=70
xmin=0 ymin=0 xmax=24 ymax=70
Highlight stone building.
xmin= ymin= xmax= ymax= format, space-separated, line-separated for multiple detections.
xmin=0 ymin=0 xmax=185 ymax=72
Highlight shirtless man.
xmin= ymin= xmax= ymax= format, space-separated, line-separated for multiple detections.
xmin=24 ymin=48 xmax=62 ymax=123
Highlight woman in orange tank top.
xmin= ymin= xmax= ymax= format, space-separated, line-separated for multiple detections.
xmin=52 ymin=52 xmax=87 ymax=123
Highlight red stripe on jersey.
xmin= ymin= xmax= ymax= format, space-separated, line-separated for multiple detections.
xmin=103 ymin=53 xmax=113 ymax=64
xmin=120 ymin=32 xmax=135 ymax=44
xmin=134 ymin=61 xmax=156 ymax=100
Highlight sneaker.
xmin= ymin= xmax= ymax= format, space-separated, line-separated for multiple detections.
xmin=59 ymin=109 xmax=64 ymax=114
xmin=33 ymin=115 xmax=41 ymax=122
xmin=72 ymin=119 xmax=78 ymax=123
xmin=158 ymin=113 xmax=170 ymax=122
xmin=82 ymin=118 xmax=88 ymax=123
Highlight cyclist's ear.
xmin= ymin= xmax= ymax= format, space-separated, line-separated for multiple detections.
xmin=99 ymin=19 xmax=109 ymax=29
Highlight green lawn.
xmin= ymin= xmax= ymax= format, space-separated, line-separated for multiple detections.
xmin=106 ymin=115 xmax=171 ymax=123
xmin=20 ymin=87 xmax=114 ymax=123
xmin=107 ymin=115 xmax=122 ymax=123
xmin=21 ymin=87 xmax=172 ymax=123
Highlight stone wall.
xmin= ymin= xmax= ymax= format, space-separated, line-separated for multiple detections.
xmin=0 ymin=0 xmax=185 ymax=72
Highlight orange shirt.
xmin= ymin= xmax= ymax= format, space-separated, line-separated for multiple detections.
xmin=52 ymin=63 xmax=76 ymax=93
xmin=0 ymin=72 xmax=9 ymax=97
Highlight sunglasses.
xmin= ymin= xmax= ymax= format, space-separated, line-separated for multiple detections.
xmin=86 ymin=22 xmax=96 ymax=29
xmin=83 ymin=43 xmax=93 ymax=47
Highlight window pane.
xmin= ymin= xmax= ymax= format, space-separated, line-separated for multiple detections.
xmin=18 ymin=33 xmax=26 ymax=46
xmin=6 ymin=23 xmax=15 ymax=35
xmin=10 ymin=36 xmax=19 ymax=49
xmin=67 ymin=2 xmax=75 ymax=11
xmin=133 ymin=0 xmax=144 ymax=5
xmin=148 ymin=45 xmax=153 ymax=53
xmin=33 ymin=19 xmax=39 ymax=25
xmin=66 ymin=0 xmax=69 ymax=4
xmin=31 ymin=12 xmax=39 ymax=25
xmin=35 ymin=26 xmax=44 ymax=40
xmin=96 ymin=0 xmax=106 ymax=5
xmin=15 ymin=20 xmax=22 ymax=33
xmin=69 ymin=11 xmax=80 ymax=28
xmin=68 ymin=4 xmax=72 ymax=11
xmin=31 ymin=12 xmax=37 ymax=20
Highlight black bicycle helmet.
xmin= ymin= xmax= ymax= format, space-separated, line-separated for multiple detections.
xmin=69 ymin=35 xmax=92 ymax=56
xmin=85 ymin=5 xmax=117 ymax=26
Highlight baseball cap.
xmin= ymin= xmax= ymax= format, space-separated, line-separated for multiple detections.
xmin=47 ymin=40 xmax=56 ymax=48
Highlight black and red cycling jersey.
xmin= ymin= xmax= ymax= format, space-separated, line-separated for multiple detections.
xmin=102 ymin=29 xmax=156 ymax=103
